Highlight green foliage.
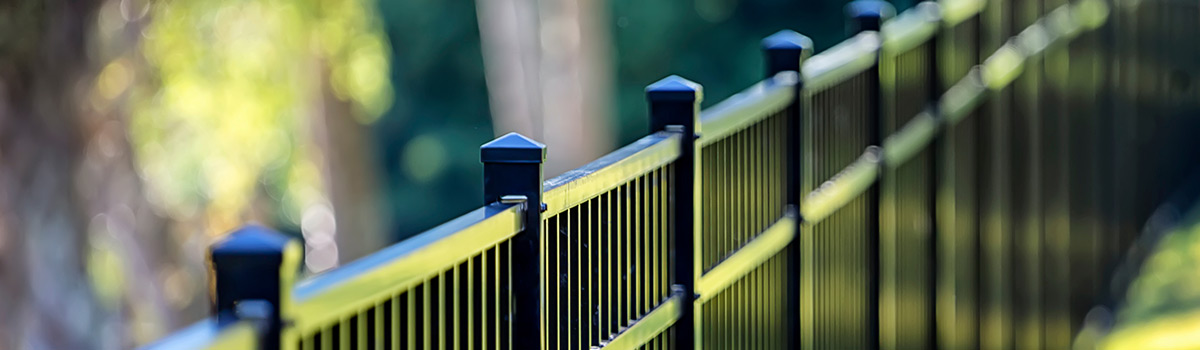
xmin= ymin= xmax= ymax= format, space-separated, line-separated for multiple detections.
xmin=128 ymin=0 xmax=392 ymax=232
xmin=607 ymin=0 xmax=920 ymax=145
xmin=610 ymin=0 xmax=847 ymax=145
xmin=371 ymin=0 xmax=495 ymax=239
xmin=1101 ymin=203 xmax=1200 ymax=349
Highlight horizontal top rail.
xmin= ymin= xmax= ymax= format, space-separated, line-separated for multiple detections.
xmin=939 ymin=0 xmax=986 ymax=27
xmin=881 ymin=2 xmax=941 ymax=54
xmin=142 ymin=319 xmax=259 ymax=350
xmin=981 ymin=43 xmax=1027 ymax=89
xmin=698 ymin=72 xmax=797 ymax=146
xmin=979 ymin=0 xmax=1105 ymax=89
xmin=288 ymin=202 xmax=523 ymax=333
xmin=802 ymin=33 xmax=882 ymax=92
xmin=543 ymin=131 xmax=682 ymax=217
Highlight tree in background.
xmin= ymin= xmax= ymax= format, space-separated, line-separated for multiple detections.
xmin=0 ymin=0 xmax=392 ymax=347
xmin=0 ymin=0 xmax=145 ymax=347
xmin=476 ymin=0 xmax=616 ymax=176
xmin=131 ymin=0 xmax=393 ymax=270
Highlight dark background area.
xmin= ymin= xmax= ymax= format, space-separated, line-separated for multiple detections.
xmin=375 ymin=0 xmax=918 ymax=242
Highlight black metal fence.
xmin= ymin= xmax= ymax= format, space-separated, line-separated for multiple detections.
xmin=144 ymin=0 xmax=1200 ymax=348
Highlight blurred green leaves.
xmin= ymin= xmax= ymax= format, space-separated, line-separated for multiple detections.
xmin=1101 ymin=205 xmax=1200 ymax=349
xmin=128 ymin=0 xmax=392 ymax=233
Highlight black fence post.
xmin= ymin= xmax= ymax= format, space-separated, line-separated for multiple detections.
xmin=646 ymin=75 xmax=701 ymax=349
xmin=846 ymin=1 xmax=892 ymax=349
xmin=762 ymin=29 xmax=813 ymax=350
xmin=845 ymin=0 xmax=896 ymax=34
xmin=844 ymin=1 xmax=892 ymax=148
xmin=764 ymin=30 xmax=814 ymax=82
xmin=210 ymin=225 xmax=302 ymax=350
xmin=913 ymin=3 xmax=949 ymax=349
xmin=481 ymin=132 xmax=546 ymax=350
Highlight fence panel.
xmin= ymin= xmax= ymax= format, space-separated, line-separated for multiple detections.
xmin=694 ymin=74 xmax=795 ymax=350
xmin=543 ymin=166 xmax=675 ymax=349
xmin=1010 ymin=0 xmax=1047 ymax=346
xmin=878 ymin=4 xmax=939 ymax=350
xmin=799 ymin=31 xmax=882 ymax=350
xmin=1123 ymin=0 xmax=1200 ymax=246
xmin=291 ymin=244 xmax=508 ymax=350
xmin=934 ymin=0 xmax=984 ymax=347
xmin=540 ymin=130 xmax=684 ymax=349
xmin=1094 ymin=0 xmax=1200 ymax=319
xmin=977 ymin=0 xmax=1017 ymax=343
xmin=286 ymin=203 xmax=525 ymax=350
xmin=1065 ymin=22 xmax=1105 ymax=340
xmin=1039 ymin=0 xmax=1073 ymax=347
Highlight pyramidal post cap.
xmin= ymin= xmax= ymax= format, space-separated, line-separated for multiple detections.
xmin=845 ymin=0 xmax=897 ymax=21
xmin=646 ymin=75 xmax=703 ymax=102
xmin=480 ymin=132 xmax=547 ymax=163
xmin=762 ymin=30 xmax=814 ymax=53
xmin=211 ymin=225 xmax=292 ymax=258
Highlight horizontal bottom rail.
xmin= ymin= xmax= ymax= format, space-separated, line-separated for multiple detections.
xmin=599 ymin=288 xmax=686 ymax=349
xmin=695 ymin=213 xmax=798 ymax=303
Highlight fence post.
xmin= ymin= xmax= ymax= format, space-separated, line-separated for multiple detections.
xmin=646 ymin=75 xmax=701 ymax=349
xmin=210 ymin=225 xmax=302 ymax=350
xmin=762 ymin=29 xmax=813 ymax=349
xmin=846 ymin=1 xmax=891 ymax=349
xmin=846 ymin=0 xmax=896 ymax=34
xmin=480 ymin=132 xmax=546 ymax=350
xmin=844 ymin=1 xmax=892 ymax=144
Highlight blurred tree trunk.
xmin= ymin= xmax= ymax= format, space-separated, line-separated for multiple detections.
xmin=0 ymin=0 xmax=394 ymax=347
xmin=309 ymin=61 xmax=387 ymax=267
xmin=0 ymin=0 xmax=184 ymax=348
xmin=476 ymin=0 xmax=615 ymax=175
